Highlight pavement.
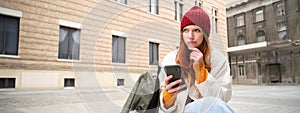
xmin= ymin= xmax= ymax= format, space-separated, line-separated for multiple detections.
xmin=228 ymin=84 xmax=300 ymax=113
xmin=0 ymin=88 xmax=131 ymax=113
xmin=0 ymin=84 xmax=300 ymax=113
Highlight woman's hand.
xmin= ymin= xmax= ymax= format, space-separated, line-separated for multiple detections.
xmin=189 ymin=48 xmax=203 ymax=63
xmin=163 ymin=75 xmax=186 ymax=109
xmin=164 ymin=75 xmax=187 ymax=94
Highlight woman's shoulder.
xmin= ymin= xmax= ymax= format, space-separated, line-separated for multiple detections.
xmin=161 ymin=49 xmax=178 ymax=66
xmin=209 ymin=47 xmax=229 ymax=73
xmin=210 ymin=47 xmax=227 ymax=63
xmin=166 ymin=49 xmax=178 ymax=58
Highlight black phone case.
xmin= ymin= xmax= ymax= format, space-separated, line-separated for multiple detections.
xmin=164 ymin=65 xmax=186 ymax=89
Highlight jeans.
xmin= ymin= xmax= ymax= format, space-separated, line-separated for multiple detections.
xmin=183 ymin=97 xmax=234 ymax=113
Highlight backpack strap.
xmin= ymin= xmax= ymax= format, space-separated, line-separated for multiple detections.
xmin=185 ymin=95 xmax=194 ymax=106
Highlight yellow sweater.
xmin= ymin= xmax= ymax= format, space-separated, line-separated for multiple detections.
xmin=163 ymin=60 xmax=208 ymax=104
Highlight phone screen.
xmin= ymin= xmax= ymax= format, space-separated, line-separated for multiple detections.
xmin=164 ymin=65 xmax=186 ymax=89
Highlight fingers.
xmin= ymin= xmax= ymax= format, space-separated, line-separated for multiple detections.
xmin=190 ymin=49 xmax=203 ymax=63
xmin=167 ymin=83 xmax=187 ymax=94
xmin=166 ymin=79 xmax=181 ymax=92
xmin=189 ymin=48 xmax=203 ymax=57
xmin=165 ymin=79 xmax=187 ymax=94
xmin=164 ymin=75 xmax=173 ymax=85
xmin=190 ymin=51 xmax=203 ymax=58
xmin=189 ymin=48 xmax=201 ymax=53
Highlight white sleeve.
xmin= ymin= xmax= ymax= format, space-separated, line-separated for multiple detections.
xmin=158 ymin=50 xmax=179 ymax=112
xmin=194 ymin=49 xmax=232 ymax=102
xmin=158 ymin=50 xmax=178 ymax=88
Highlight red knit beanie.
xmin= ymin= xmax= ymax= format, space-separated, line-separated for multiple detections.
xmin=180 ymin=6 xmax=211 ymax=37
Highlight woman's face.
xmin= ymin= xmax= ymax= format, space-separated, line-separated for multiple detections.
xmin=182 ymin=25 xmax=204 ymax=49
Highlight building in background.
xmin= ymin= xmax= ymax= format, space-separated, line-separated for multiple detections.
xmin=0 ymin=0 xmax=227 ymax=90
xmin=227 ymin=0 xmax=300 ymax=84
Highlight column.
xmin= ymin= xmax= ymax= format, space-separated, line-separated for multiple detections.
xmin=236 ymin=56 xmax=239 ymax=84
xmin=291 ymin=51 xmax=295 ymax=83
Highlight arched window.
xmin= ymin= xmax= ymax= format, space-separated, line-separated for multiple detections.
xmin=256 ymin=30 xmax=265 ymax=42
xmin=238 ymin=35 xmax=246 ymax=46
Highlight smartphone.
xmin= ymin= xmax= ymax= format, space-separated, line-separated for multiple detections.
xmin=164 ymin=65 xmax=186 ymax=89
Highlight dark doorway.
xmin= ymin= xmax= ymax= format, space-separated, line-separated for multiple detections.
xmin=268 ymin=63 xmax=281 ymax=83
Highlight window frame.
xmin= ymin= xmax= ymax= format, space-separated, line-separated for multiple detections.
xmin=117 ymin=78 xmax=125 ymax=86
xmin=276 ymin=2 xmax=286 ymax=16
xmin=212 ymin=7 xmax=218 ymax=34
xmin=276 ymin=20 xmax=287 ymax=40
xmin=255 ymin=9 xmax=264 ymax=22
xmin=236 ymin=14 xmax=245 ymax=27
xmin=174 ymin=0 xmax=183 ymax=21
xmin=256 ymin=30 xmax=266 ymax=42
xmin=64 ymin=78 xmax=75 ymax=87
xmin=112 ymin=35 xmax=126 ymax=63
xmin=237 ymin=35 xmax=246 ymax=46
xmin=148 ymin=0 xmax=159 ymax=15
xmin=0 ymin=14 xmax=20 ymax=56
xmin=195 ymin=0 xmax=203 ymax=7
xmin=149 ymin=42 xmax=159 ymax=65
xmin=238 ymin=64 xmax=245 ymax=76
xmin=58 ymin=26 xmax=81 ymax=60
xmin=115 ymin=0 xmax=127 ymax=5
xmin=0 ymin=78 xmax=16 ymax=88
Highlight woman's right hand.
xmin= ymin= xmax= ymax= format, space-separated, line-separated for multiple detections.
xmin=164 ymin=75 xmax=187 ymax=94
xmin=163 ymin=75 xmax=186 ymax=109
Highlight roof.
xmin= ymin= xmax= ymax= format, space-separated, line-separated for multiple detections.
xmin=226 ymin=0 xmax=249 ymax=9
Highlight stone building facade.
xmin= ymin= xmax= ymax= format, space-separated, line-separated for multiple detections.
xmin=227 ymin=0 xmax=300 ymax=84
xmin=0 ymin=0 xmax=227 ymax=90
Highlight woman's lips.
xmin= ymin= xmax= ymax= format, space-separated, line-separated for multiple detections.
xmin=189 ymin=41 xmax=196 ymax=45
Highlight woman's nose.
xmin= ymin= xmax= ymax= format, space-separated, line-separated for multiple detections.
xmin=187 ymin=31 xmax=193 ymax=39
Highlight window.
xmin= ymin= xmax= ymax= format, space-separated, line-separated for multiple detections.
xmin=115 ymin=0 xmax=127 ymax=4
xmin=58 ymin=26 xmax=80 ymax=60
xmin=148 ymin=0 xmax=159 ymax=14
xmin=212 ymin=7 xmax=218 ymax=33
xmin=256 ymin=30 xmax=266 ymax=42
xmin=64 ymin=78 xmax=75 ymax=87
xmin=0 ymin=15 xmax=20 ymax=56
xmin=174 ymin=0 xmax=183 ymax=21
xmin=117 ymin=79 xmax=124 ymax=86
xmin=255 ymin=9 xmax=264 ymax=22
xmin=278 ymin=31 xmax=287 ymax=40
xmin=238 ymin=65 xmax=244 ymax=76
xmin=276 ymin=21 xmax=287 ymax=40
xmin=276 ymin=2 xmax=286 ymax=16
xmin=112 ymin=35 xmax=126 ymax=63
xmin=236 ymin=15 xmax=245 ymax=27
xmin=149 ymin=42 xmax=159 ymax=65
xmin=238 ymin=35 xmax=246 ymax=46
xmin=0 ymin=78 xmax=15 ymax=88
xmin=195 ymin=0 xmax=202 ymax=7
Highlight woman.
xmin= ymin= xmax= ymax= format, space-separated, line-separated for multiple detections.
xmin=158 ymin=6 xmax=232 ymax=113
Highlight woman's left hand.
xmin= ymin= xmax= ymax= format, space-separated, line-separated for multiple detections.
xmin=189 ymin=48 xmax=203 ymax=63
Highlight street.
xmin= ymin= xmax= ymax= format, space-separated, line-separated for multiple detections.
xmin=0 ymin=85 xmax=300 ymax=113
xmin=228 ymin=85 xmax=300 ymax=113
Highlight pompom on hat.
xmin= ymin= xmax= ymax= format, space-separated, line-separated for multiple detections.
xmin=180 ymin=6 xmax=211 ymax=37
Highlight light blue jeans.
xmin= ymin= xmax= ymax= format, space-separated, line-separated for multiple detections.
xmin=183 ymin=97 xmax=234 ymax=113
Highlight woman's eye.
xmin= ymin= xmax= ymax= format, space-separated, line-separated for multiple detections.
xmin=194 ymin=29 xmax=201 ymax=32
xmin=183 ymin=29 xmax=189 ymax=33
